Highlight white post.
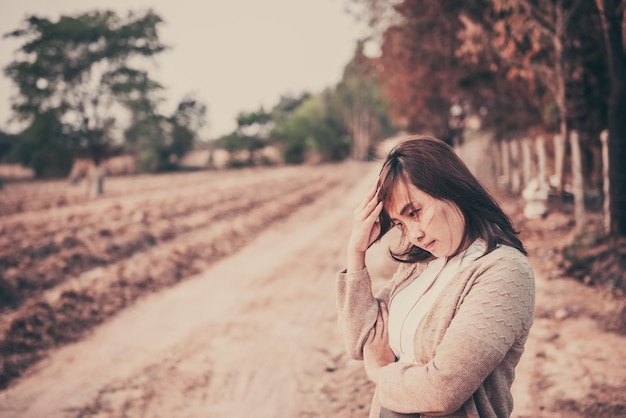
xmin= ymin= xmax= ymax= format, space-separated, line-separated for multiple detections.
xmin=536 ymin=136 xmax=548 ymax=193
xmin=569 ymin=131 xmax=585 ymax=231
xmin=521 ymin=138 xmax=532 ymax=188
xmin=501 ymin=141 xmax=511 ymax=192
xmin=600 ymin=130 xmax=610 ymax=235
xmin=510 ymin=139 xmax=521 ymax=194
xmin=553 ymin=134 xmax=565 ymax=195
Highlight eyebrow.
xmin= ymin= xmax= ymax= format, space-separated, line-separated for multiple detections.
xmin=390 ymin=201 xmax=416 ymax=221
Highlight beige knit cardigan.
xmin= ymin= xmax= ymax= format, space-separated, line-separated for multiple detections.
xmin=336 ymin=245 xmax=535 ymax=418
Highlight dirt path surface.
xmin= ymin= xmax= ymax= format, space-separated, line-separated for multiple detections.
xmin=1 ymin=153 xmax=626 ymax=417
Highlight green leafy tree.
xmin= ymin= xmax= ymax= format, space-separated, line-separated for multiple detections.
xmin=273 ymin=95 xmax=351 ymax=163
xmin=169 ymin=96 xmax=207 ymax=161
xmin=330 ymin=40 xmax=394 ymax=160
xmin=3 ymin=9 xmax=166 ymax=181
xmin=124 ymin=113 xmax=170 ymax=172
xmin=236 ymin=108 xmax=274 ymax=138
xmin=0 ymin=131 xmax=19 ymax=162
xmin=216 ymin=107 xmax=273 ymax=167
xmin=123 ymin=95 xmax=206 ymax=173
xmin=11 ymin=110 xmax=73 ymax=177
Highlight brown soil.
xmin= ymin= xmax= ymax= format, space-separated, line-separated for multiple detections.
xmin=0 ymin=153 xmax=625 ymax=417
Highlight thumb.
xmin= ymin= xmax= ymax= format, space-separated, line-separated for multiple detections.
xmin=380 ymin=302 xmax=389 ymax=319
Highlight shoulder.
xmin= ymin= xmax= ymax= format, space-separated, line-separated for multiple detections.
xmin=476 ymin=245 xmax=533 ymax=277
xmin=461 ymin=245 xmax=535 ymax=303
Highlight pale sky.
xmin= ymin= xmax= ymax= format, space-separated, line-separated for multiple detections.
xmin=0 ymin=0 xmax=368 ymax=139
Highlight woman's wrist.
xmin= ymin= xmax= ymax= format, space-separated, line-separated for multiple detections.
xmin=346 ymin=249 xmax=366 ymax=273
xmin=364 ymin=362 xmax=382 ymax=385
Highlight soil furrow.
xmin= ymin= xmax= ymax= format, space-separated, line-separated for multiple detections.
xmin=0 ymin=165 xmax=360 ymax=389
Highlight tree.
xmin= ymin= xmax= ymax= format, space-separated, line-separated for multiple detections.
xmin=272 ymin=95 xmax=351 ymax=164
xmin=331 ymin=40 xmax=394 ymax=160
xmin=216 ymin=107 xmax=273 ymax=167
xmin=595 ymin=0 xmax=626 ymax=236
xmin=492 ymin=1 xmax=583 ymax=141
xmin=0 ymin=131 xmax=19 ymax=162
xmin=123 ymin=95 xmax=206 ymax=173
xmin=4 ymin=9 xmax=166 ymax=183
xmin=11 ymin=110 xmax=73 ymax=177
xmin=169 ymin=96 xmax=207 ymax=161
xmin=347 ymin=0 xmax=523 ymax=142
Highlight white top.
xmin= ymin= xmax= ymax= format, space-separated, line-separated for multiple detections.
xmin=388 ymin=239 xmax=487 ymax=363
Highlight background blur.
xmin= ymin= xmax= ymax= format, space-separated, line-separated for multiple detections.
xmin=0 ymin=1 xmax=625 ymax=417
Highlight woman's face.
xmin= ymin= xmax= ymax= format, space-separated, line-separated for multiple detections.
xmin=384 ymin=180 xmax=466 ymax=258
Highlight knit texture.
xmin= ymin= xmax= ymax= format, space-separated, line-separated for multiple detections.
xmin=336 ymin=245 xmax=535 ymax=418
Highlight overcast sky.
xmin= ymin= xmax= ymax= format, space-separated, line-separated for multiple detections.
xmin=0 ymin=0 xmax=368 ymax=139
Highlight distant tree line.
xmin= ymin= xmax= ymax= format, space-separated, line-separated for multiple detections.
xmin=0 ymin=9 xmax=396 ymax=179
xmin=216 ymin=40 xmax=395 ymax=166
xmin=1 ymin=9 xmax=206 ymax=180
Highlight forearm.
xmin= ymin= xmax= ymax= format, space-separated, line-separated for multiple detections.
xmin=346 ymin=248 xmax=366 ymax=272
xmin=336 ymin=268 xmax=379 ymax=360
xmin=375 ymin=333 xmax=504 ymax=415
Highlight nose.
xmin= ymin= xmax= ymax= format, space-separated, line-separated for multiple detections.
xmin=406 ymin=219 xmax=424 ymax=243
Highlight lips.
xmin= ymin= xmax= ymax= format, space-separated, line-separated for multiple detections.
xmin=424 ymin=240 xmax=435 ymax=250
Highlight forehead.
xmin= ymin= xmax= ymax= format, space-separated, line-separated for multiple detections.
xmin=384 ymin=181 xmax=432 ymax=217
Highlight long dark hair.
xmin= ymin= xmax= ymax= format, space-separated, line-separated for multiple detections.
xmin=375 ymin=135 xmax=526 ymax=263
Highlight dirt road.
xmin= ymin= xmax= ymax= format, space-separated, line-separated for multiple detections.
xmin=1 ymin=152 xmax=626 ymax=417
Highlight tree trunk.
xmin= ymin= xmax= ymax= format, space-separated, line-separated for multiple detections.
xmin=596 ymin=0 xmax=626 ymax=237
xmin=491 ymin=140 xmax=502 ymax=187
xmin=607 ymin=84 xmax=626 ymax=236
xmin=553 ymin=0 xmax=570 ymax=183
xmin=570 ymin=131 xmax=586 ymax=231
xmin=600 ymin=130 xmax=611 ymax=235
xmin=87 ymin=163 xmax=105 ymax=197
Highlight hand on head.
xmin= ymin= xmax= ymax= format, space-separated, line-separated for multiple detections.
xmin=348 ymin=184 xmax=383 ymax=254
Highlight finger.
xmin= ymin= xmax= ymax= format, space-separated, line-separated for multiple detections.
xmin=358 ymin=188 xmax=378 ymax=213
xmin=362 ymin=202 xmax=383 ymax=229
xmin=380 ymin=301 xmax=389 ymax=317
xmin=367 ymin=183 xmax=377 ymax=198
xmin=365 ymin=192 xmax=380 ymax=210
xmin=380 ymin=302 xmax=389 ymax=336
xmin=374 ymin=309 xmax=384 ymax=337
xmin=360 ymin=184 xmax=378 ymax=208
xmin=360 ymin=194 xmax=382 ymax=219
xmin=366 ymin=326 xmax=375 ymax=344
xmin=369 ymin=201 xmax=383 ymax=219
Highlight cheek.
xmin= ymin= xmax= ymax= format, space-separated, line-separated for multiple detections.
xmin=436 ymin=204 xmax=464 ymax=237
xmin=447 ymin=208 xmax=466 ymax=241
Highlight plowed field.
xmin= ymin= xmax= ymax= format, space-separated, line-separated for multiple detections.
xmin=0 ymin=164 xmax=364 ymax=390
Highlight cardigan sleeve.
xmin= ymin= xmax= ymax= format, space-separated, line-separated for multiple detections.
xmin=336 ymin=263 xmax=415 ymax=360
xmin=375 ymin=251 xmax=535 ymax=415
xmin=336 ymin=267 xmax=379 ymax=360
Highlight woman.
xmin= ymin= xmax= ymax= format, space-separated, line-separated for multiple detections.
xmin=337 ymin=136 xmax=535 ymax=418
